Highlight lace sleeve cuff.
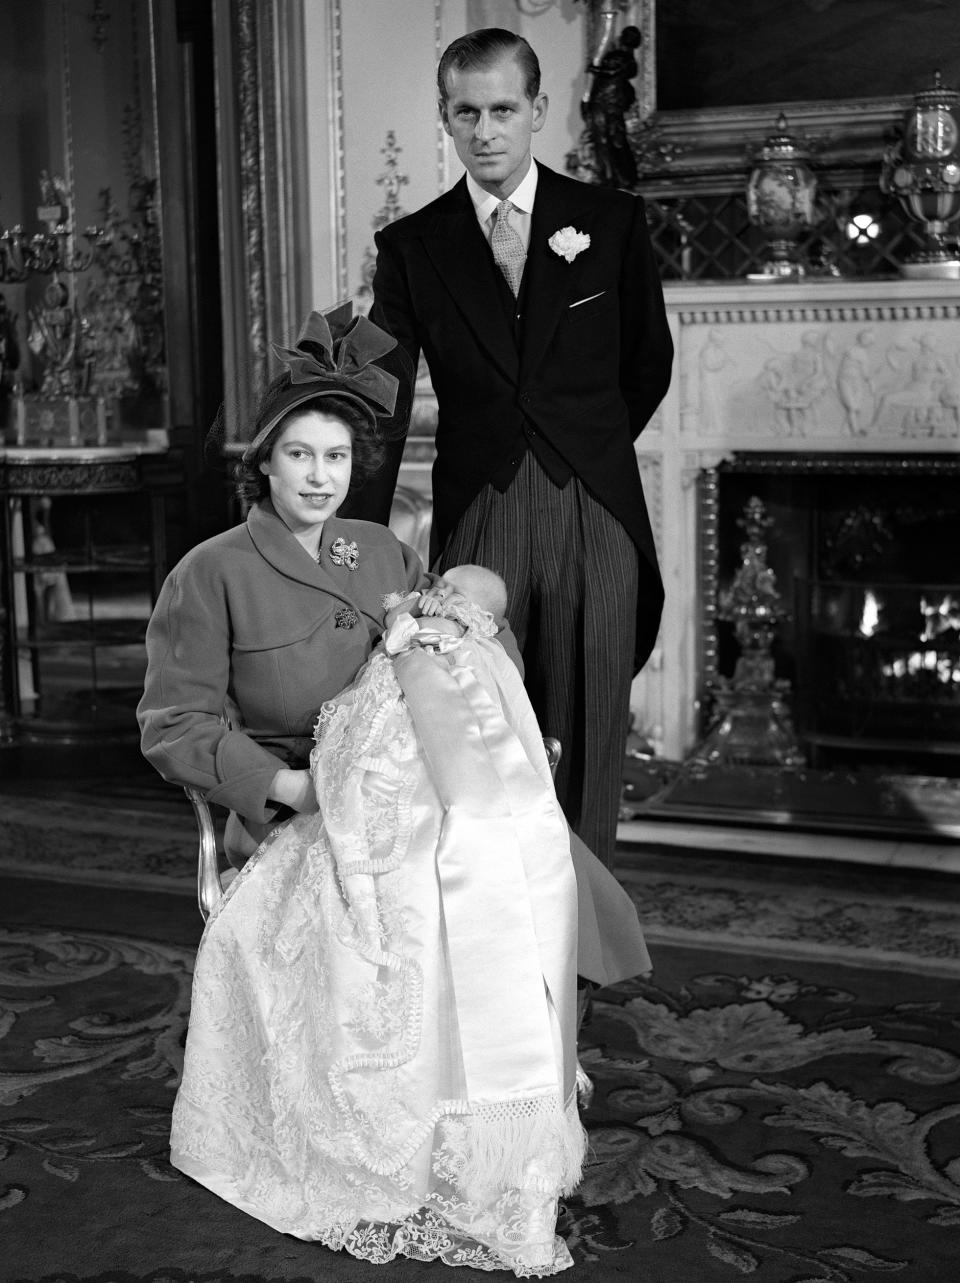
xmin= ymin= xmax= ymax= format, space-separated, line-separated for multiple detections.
xmin=443 ymin=600 xmax=498 ymax=638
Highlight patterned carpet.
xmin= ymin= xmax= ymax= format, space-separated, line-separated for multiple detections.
xmin=2 ymin=781 xmax=960 ymax=972
xmin=2 ymin=781 xmax=960 ymax=1280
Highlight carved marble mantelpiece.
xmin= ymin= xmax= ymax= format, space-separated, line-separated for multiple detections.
xmin=635 ymin=277 xmax=960 ymax=760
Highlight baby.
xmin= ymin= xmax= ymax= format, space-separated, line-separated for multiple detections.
xmin=381 ymin=563 xmax=508 ymax=654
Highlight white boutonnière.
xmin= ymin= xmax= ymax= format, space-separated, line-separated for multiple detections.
xmin=548 ymin=226 xmax=591 ymax=263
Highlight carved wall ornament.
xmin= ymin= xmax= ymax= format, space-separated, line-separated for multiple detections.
xmin=87 ymin=0 xmax=111 ymax=53
xmin=357 ymin=131 xmax=411 ymax=311
xmin=0 ymin=459 xmax=139 ymax=494
xmin=636 ymin=453 xmax=662 ymax=555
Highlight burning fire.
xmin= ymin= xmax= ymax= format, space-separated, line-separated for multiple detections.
xmin=920 ymin=594 xmax=960 ymax=642
xmin=860 ymin=591 xmax=960 ymax=688
xmin=858 ymin=590 xmax=882 ymax=637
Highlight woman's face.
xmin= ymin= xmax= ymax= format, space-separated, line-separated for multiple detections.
xmin=259 ymin=410 xmax=353 ymax=537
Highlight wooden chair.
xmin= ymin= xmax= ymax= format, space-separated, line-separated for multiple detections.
xmin=187 ymin=737 xmax=562 ymax=923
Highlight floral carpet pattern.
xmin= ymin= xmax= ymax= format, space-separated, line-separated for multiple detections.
xmin=2 ymin=890 xmax=959 ymax=1281
xmin=568 ymin=950 xmax=960 ymax=1281
xmin=0 ymin=793 xmax=197 ymax=889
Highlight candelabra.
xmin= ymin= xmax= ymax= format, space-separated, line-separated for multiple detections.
xmin=82 ymin=182 xmax=166 ymax=401
xmin=0 ymin=174 xmax=99 ymax=284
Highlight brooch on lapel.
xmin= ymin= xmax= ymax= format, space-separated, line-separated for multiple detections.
xmin=548 ymin=226 xmax=591 ymax=263
xmin=329 ymin=537 xmax=360 ymax=570
xmin=334 ymin=606 xmax=360 ymax=630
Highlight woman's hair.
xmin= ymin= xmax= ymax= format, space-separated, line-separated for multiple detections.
xmin=234 ymin=377 xmax=387 ymax=507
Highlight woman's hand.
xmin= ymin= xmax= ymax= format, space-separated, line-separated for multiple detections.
xmin=268 ymin=767 xmax=319 ymax=814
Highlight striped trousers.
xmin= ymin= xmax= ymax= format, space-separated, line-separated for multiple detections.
xmin=437 ymin=451 xmax=638 ymax=868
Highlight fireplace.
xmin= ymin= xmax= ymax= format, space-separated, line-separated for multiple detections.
xmin=708 ymin=455 xmax=960 ymax=777
xmin=615 ymin=275 xmax=960 ymax=835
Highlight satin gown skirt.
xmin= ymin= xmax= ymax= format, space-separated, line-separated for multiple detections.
xmin=169 ymin=638 xmax=586 ymax=1277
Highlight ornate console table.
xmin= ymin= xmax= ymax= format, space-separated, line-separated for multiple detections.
xmin=0 ymin=446 xmax=176 ymax=743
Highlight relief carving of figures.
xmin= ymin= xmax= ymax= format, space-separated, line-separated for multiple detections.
xmin=759 ymin=331 xmax=830 ymax=437
xmin=682 ymin=317 xmax=960 ymax=445
xmin=836 ymin=328 xmax=878 ymax=435
xmin=694 ymin=328 xmax=737 ymax=435
xmin=876 ymin=333 xmax=959 ymax=438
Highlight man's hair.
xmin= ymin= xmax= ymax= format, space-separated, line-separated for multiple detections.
xmin=437 ymin=28 xmax=541 ymax=107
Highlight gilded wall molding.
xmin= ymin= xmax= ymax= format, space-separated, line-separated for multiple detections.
xmin=217 ymin=0 xmax=314 ymax=443
xmin=435 ymin=0 xmax=446 ymax=194
xmin=236 ymin=0 xmax=268 ymax=409
xmin=330 ymin=0 xmax=348 ymax=300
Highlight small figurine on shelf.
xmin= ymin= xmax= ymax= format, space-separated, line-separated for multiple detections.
xmin=0 ymin=292 xmax=21 ymax=394
xmin=0 ymin=291 xmax=22 ymax=441
xmin=30 ymin=496 xmax=75 ymax=624
xmin=581 ymin=25 xmax=641 ymax=189
xmin=27 ymin=278 xmax=79 ymax=397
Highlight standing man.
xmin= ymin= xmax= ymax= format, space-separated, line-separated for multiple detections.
xmin=369 ymin=27 xmax=673 ymax=867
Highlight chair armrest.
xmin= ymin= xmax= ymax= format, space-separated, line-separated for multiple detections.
xmin=184 ymin=785 xmax=223 ymax=922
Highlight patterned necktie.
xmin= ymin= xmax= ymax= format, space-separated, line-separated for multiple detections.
xmin=490 ymin=199 xmax=526 ymax=297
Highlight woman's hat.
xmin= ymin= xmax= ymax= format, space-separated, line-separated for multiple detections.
xmin=241 ymin=303 xmax=401 ymax=460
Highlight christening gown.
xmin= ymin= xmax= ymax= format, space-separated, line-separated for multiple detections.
xmin=169 ymin=606 xmax=587 ymax=1276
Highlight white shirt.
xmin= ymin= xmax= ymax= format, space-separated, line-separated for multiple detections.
xmin=465 ymin=158 xmax=538 ymax=254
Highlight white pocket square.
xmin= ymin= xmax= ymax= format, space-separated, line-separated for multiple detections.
xmin=569 ymin=291 xmax=605 ymax=309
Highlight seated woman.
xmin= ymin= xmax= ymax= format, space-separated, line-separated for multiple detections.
xmin=138 ymin=306 xmax=650 ymax=1277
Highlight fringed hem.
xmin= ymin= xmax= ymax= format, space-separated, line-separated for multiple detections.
xmin=457 ymin=1093 xmax=587 ymax=1200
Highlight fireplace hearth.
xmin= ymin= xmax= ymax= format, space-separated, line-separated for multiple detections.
xmin=711 ymin=455 xmax=960 ymax=777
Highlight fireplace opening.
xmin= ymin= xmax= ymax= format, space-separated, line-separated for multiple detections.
xmin=707 ymin=455 xmax=960 ymax=778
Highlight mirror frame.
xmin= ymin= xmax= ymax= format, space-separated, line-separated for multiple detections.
xmin=596 ymin=0 xmax=912 ymax=197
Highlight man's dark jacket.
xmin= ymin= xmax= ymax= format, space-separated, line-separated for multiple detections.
xmin=366 ymin=162 xmax=674 ymax=671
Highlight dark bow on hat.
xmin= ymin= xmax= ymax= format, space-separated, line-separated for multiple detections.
xmin=272 ymin=303 xmax=399 ymax=417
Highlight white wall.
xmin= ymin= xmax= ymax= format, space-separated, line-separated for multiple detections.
xmin=302 ymin=0 xmax=589 ymax=313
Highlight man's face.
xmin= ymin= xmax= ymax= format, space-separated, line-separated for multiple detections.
xmin=441 ymin=53 xmax=548 ymax=200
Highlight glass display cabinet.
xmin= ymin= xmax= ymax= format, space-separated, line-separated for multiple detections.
xmin=0 ymin=447 xmax=175 ymax=742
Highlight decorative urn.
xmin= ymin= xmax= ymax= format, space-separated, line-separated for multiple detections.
xmin=746 ymin=113 xmax=818 ymax=280
xmin=880 ymin=71 xmax=960 ymax=279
